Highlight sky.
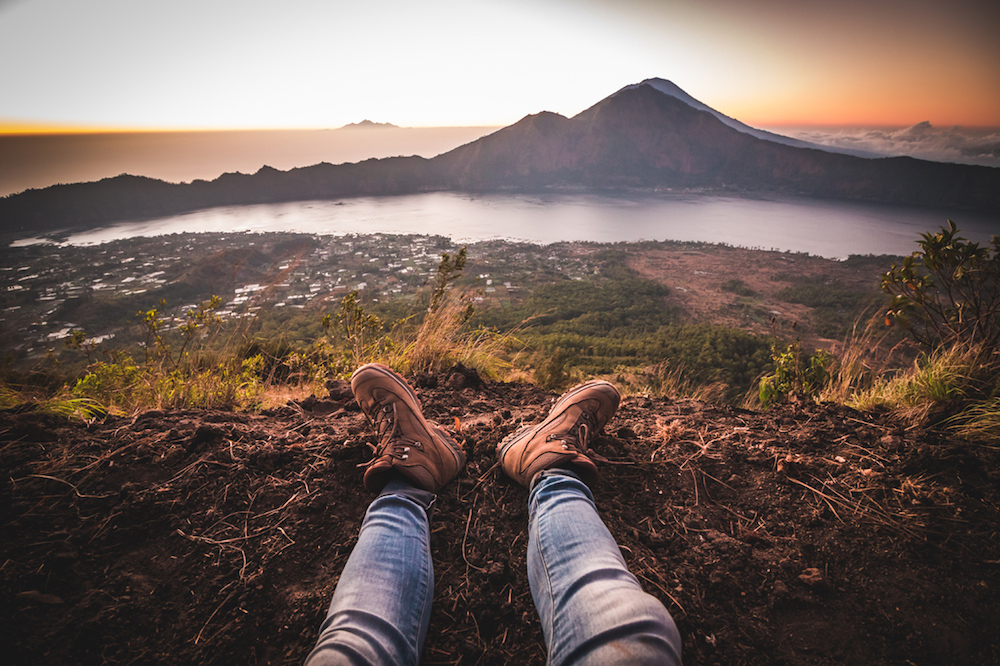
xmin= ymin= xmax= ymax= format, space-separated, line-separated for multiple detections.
xmin=1 ymin=0 xmax=999 ymax=133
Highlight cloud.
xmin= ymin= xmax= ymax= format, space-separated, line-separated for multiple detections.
xmin=778 ymin=123 xmax=1000 ymax=167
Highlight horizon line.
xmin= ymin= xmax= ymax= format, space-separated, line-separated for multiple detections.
xmin=0 ymin=121 xmax=507 ymax=136
xmin=5 ymin=119 xmax=1000 ymax=137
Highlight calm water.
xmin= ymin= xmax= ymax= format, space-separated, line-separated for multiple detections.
xmin=14 ymin=192 xmax=1000 ymax=258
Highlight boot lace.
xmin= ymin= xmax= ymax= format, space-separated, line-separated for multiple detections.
xmin=366 ymin=401 xmax=422 ymax=464
xmin=546 ymin=409 xmax=596 ymax=453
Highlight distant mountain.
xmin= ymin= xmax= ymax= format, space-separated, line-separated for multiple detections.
xmin=631 ymin=79 xmax=883 ymax=158
xmin=339 ymin=120 xmax=400 ymax=129
xmin=433 ymin=81 xmax=999 ymax=208
xmin=2 ymin=79 xmax=998 ymax=236
xmin=624 ymin=79 xmax=856 ymax=154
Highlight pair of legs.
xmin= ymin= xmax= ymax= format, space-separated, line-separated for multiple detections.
xmin=305 ymin=365 xmax=681 ymax=665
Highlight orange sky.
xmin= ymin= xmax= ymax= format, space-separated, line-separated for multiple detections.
xmin=1 ymin=0 xmax=997 ymax=131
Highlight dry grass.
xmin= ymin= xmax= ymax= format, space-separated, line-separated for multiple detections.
xmin=834 ymin=339 xmax=1000 ymax=442
xmin=818 ymin=314 xmax=909 ymax=404
xmin=393 ymin=289 xmax=523 ymax=378
xmin=945 ymin=397 xmax=1000 ymax=446
xmin=849 ymin=342 xmax=990 ymax=410
xmin=616 ymin=361 xmax=729 ymax=403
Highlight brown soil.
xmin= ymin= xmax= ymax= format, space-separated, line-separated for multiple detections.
xmin=3 ymin=368 xmax=999 ymax=665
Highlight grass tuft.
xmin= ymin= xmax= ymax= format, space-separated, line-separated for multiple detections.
xmin=395 ymin=289 xmax=523 ymax=377
xmin=944 ymin=397 xmax=1000 ymax=445
xmin=847 ymin=341 xmax=999 ymax=429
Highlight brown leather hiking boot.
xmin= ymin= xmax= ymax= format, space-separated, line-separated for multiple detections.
xmin=497 ymin=380 xmax=620 ymax=487
xmin=351 ymin=363 xmax=466 ymax=493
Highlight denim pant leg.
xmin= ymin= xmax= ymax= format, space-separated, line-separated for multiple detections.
xmin=528 ymin=470 xmax=682 ymax=666
xmin=305 ymin=479 xmax=436 ymax=666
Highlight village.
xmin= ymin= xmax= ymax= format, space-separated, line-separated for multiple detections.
xmin=1 ymin=232 xmax=599 ymax=362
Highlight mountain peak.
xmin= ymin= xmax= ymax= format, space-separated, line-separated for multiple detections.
xmin=616 ymin=78 xmax=807 ymax=149
xmin=340 ymin=120 xmax=399 ymax=130
xmin=615 ymin=78 xmax=865 ymax=154
xmin=627 ymin=78 xmax=711 ymax=113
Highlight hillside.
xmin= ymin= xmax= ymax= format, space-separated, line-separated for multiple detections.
xmin=434 ymin=83 xmax=1000 ymax=208
xmin=3 ymin=367 xmax=999 ymax=665
xmin=3 ymin=80 xmax=999 ymax=236
xmin=0 ymin=232 xmax=892 ymax=399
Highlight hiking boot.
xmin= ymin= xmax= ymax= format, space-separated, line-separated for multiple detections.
xmin=497 ymin=380 xmax=620 ymax=487
xmin=351 ymin=363 xmax=466 ymax=493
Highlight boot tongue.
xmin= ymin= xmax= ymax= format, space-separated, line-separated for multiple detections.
xmin=374 ymin=402 xmax=400 ymax=446
xmin=576 ymin=422 xmax=590 ymax=452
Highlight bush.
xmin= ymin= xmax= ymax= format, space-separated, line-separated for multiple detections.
xmin=756 ymin=341 xmax=832 ymax=408
xmin=721 ymin=279 xmax=758 ymax=297
xmin=882 ymin=221 xmax=1000 ymax=348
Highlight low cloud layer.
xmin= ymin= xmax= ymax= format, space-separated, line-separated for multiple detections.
xmin=776 ymin=123 xmax=1000 ymax=167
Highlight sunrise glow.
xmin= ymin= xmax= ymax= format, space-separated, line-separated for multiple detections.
xmin=1 ymin=0 xmax=997 ymax=133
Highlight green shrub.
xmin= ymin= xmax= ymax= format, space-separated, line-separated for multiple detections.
xmin=721 ymin=279 xmax=758 ymax=297
xmin=756 ymin=341 xmax=832 ymax=408
xmin=882 ymin=221 xmax=1000 ymax=348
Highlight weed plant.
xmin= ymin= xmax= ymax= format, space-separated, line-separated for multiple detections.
xmin=9 ymin=222 xmax=995 ymax=444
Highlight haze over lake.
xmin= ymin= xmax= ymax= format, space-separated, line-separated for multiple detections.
xmin=14 ymin=192 xmax=1000 ymax=258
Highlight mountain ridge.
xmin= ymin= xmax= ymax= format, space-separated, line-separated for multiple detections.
xmin=624 ymin=78 xmax=879 ymax=158
xmin=2 ymin=79 xmax=998 ymax=236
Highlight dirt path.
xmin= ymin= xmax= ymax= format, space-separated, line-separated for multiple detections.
xmin=2 ymin=368 xmax=998 ymax=664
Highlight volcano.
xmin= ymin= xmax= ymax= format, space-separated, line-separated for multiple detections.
xmin=2 ymin=79 xmax=999 ymax=235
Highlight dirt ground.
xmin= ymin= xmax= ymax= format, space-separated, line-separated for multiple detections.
xmin=2 ymin=366 xmax=999 ymax=665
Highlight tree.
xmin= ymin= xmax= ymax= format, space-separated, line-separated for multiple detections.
xmin=882 ymin=221 xmax=1000 ymax=348
xmin=430 ymin=247 xmax=467 ymax=312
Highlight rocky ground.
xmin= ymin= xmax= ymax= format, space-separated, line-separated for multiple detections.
xmin=2 ymin=366 xmax=999 ymax=665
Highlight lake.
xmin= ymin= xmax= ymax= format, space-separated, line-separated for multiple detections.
xmin=13 ymin=192 xmax=1000 ymax=258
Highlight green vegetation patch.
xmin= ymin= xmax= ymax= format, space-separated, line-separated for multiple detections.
xmin=720 ymin=279 xmax=759 ymax=298
xmin=774 ymin=275 xmax=883 ymax=338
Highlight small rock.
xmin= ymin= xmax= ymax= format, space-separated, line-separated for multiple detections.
xmin=189 ymin=424 xmax=224 ymax=447
xmin=325 ymin=379 xmax=353 ymax=403
xmin=297 ymin=398 xmax=341 ymax=415
xmin=616 ymin=426 xmax=637 ymax=439
xmin=798 ymin=567 xmax=824 ymax=586
xmin=777 ymin=453 xmax=801 ymax=477
xmin=773 ymin=580 xmax=788 ymax=595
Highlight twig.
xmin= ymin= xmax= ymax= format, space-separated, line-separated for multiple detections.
xmin=845 ymin=416 xmax=887 ymax=430
xmin=462 ymin=504 xmax=487 ymax=574
xmin=786 ymin=476 xmax=922 ymax=538
xmin=194 ymin=587 xmax=239 ymax=644
xmin=461 ymin=461 xmax=499 ymax=499
xmin=637 ymin=572 xmax=686 ymax=615
xmin=18 ymin=474 xmax=112 ymax=499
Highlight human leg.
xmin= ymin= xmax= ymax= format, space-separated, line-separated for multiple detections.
xmin=527 ymin=469 xmax=681 ymax=666
xmin=305 ymin=480 xmax=436 ymax=666
xmin=498 ymin=381 xmax=682 ymax=665
xmin=306 ymin=364 xmax=466 ymax=666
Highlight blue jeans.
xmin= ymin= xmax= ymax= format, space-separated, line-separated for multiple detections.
xmin=306 ymin=472 xmax=682 ymax=665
